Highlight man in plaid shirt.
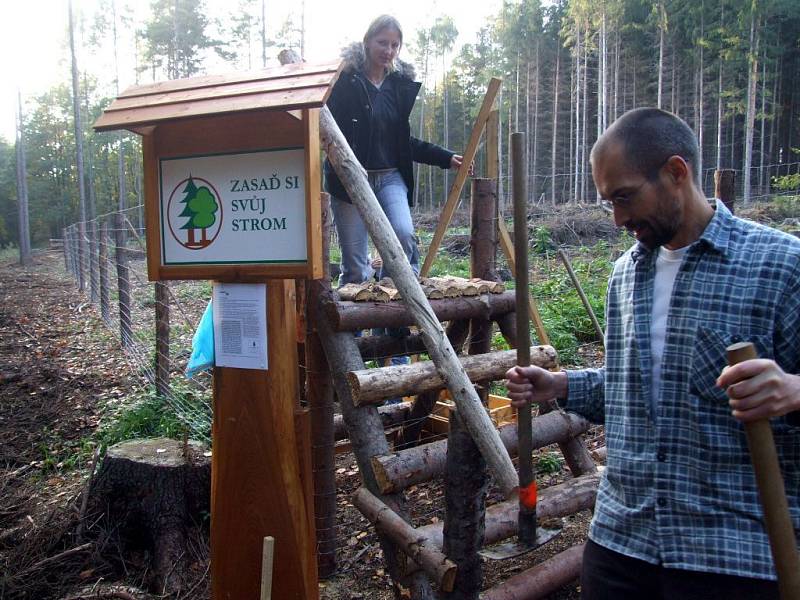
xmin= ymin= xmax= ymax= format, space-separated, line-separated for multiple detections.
xmin=507 ymin=108 xmax=800 ymax=599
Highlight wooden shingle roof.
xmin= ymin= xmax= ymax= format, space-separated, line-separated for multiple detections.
xmin=93 ymin=60 xmax=341 ymax=133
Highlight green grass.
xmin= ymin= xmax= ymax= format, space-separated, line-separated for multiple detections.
xmin=95 ymin=382 xmax=211 ymax=451
xmin=533 ymin=245 xmax=612 ymax=366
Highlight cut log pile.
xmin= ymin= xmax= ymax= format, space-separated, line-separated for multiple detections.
xmin=336 ymin=276 xmax=505 ymax=302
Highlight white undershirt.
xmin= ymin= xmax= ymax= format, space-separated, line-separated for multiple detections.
xmin=650 ymin=245 xmax=690 ymax=416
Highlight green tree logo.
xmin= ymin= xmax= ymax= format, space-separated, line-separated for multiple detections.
xmin=176 ymin=175 xmax=219 ymax=248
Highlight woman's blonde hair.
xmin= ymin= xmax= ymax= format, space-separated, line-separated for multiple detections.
xmin=363 ymin=15 xmax=403 ymax=71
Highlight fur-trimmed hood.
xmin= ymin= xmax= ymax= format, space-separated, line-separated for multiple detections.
xmin=340 ymin=41 xmax=416 ymax=81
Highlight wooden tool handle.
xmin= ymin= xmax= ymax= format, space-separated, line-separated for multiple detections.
xmin=725 ymin=342 xmax=800 ymax=599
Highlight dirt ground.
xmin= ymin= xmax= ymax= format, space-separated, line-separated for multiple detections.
xmin=0 ymin=250 xmax=601 ymax=599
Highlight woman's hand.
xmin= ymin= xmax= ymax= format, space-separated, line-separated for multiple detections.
xmin=450 ymin=154 xmax=474 ymax=175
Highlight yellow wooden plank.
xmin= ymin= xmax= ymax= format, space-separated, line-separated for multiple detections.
xmin=420 ymin=77 xmax=502 ymax=277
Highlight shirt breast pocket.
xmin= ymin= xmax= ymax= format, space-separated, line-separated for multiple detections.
xmin=690 ymin=325 xmax=772 ymax=404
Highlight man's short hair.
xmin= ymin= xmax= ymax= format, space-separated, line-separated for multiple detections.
xmin=593 ymin=108 xmax=701 ymax=186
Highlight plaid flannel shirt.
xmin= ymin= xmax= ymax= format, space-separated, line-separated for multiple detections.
xmin=564 ymin=200 xmax=800 ymax=580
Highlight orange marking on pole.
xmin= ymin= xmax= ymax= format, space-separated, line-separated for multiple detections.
xmin=519 ymin=481 xmax=538 ymax=509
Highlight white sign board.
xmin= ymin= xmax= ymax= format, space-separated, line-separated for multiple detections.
xmin=212 ymin=283 xmax=268 ymax=370
xmin=159 ymin=148 xmax=306 ymax=266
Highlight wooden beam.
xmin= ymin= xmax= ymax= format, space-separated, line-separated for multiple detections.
xmin=420 ymin=78 xmax=502 ymax=277
xmin=352 ymin=487 xmax=457 ymax=592
xmin=372 ymin=411 xmax=592 ymax=494
xmin=347 ymin=346 xmax=557 ymax=406
xmin=328 ymin=290 xmax=517 ymax=332
xmin=497 ymin=218 xmax=550 ymax=346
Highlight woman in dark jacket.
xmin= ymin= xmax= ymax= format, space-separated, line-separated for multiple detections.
xmin=324 ymin=14 xmax=464 ymax=285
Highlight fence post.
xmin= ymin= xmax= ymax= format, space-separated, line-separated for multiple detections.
xmin=114 ymin=212 xmax=133 ymax=348
xmin=99 ymin=219 xmax=110 ymax=323
xmin=154 ymin=281 xmax=170 ymax=398
xmin=69 ymin=226 xmax=78 ymax=281
xmin=89 ymin=220 xmax=99 ymax=303
xmin=63 ymin=227 xmax=69 ymax=272
xmin=715 ymin=169 xmax=736 ymax=215
xmin=308 ymin=193 xmax=337 ymax=578
xmin=77 ymin=221 xmax=87 ymax=292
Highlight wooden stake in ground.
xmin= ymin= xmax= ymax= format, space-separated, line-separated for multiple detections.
xmin=726 ymin=342 xmax=800 ymax=600
xmin=319 ymin=106 xmax=519 ymax=496
xmin=557 ymin=249 xmax=604 ymax=343
xmin=512 ymin=132 xmax=537 ymax=546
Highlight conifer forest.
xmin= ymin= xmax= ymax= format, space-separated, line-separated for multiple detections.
xmin=1 ymin=0 xmax=799 ymax=248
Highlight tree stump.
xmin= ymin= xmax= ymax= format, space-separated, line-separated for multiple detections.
xmin=87 ymin=438 xmax=210 ymax=595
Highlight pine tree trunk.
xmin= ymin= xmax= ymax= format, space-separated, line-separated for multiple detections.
xmin=551 ymin=46 xmax=560 ymax=206
xmin=15 ymin=92 xmax=31 ymax=265
xmin=532 ymin=42 xmax=540 ymax=205
xmin=743 ymin=7 xmax=760 ymax=204
xmin=68 ymin=0 xmax=88 ymax=289
xmin=573 ymin=28 xmax=581 ymax=204
xmin=658 ymin=3 xmax=665 ymax=109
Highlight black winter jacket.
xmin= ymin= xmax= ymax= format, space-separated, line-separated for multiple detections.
xmin=323 ymin=43 xmax=454 ymax=206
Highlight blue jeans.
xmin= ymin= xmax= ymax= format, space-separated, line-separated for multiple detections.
xmin=331 ymin=169 xmax=419 ymax=286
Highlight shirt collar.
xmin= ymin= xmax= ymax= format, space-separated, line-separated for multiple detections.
xmin=630 ymin=198 xmax=732 ymax=263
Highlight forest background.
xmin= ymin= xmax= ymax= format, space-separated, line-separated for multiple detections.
xmin=2 ymin=0 xmax=799 ymax=252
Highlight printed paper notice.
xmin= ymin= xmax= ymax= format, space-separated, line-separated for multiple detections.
xmin=212 ymin=283 xmax=268 ymax=370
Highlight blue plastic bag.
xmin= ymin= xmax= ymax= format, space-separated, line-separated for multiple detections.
xmin=186 ymin=301 xmax=214 ymax=378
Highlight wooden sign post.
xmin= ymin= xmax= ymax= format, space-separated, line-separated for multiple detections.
xmin=95 ymin=61 xmax=341 ymax=599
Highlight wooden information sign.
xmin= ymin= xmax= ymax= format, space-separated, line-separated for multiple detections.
xmin=95 ymin=60 xmax=341 ymax=600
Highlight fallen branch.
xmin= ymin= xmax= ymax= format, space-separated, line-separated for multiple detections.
xmin=18 ymin=542 xmax=94 ymax=577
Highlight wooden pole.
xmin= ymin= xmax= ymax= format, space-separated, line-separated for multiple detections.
xmin=715 ymin=169 xmax=736 ymax=215
xmin=486 ymin=109 xmax=500 ymax=182
xmin=372 ymin=410 xmax=591 ymax=495
xmin=726 ymin=342 xmax=800 ymax=599
xmin=556 ymin=249 xmax=604 ymax=343
xmin=113 ymin=213 xmax=133 ymax=348
xmin=98 ymin=220 xmax=110 ymax=323
xmin=512 ymin=132 xmax=537 ymax=546
xmin=77 ymin=220 xmax=86 ymax=292
xmin=320 ymin=106 xmax=519 ymax=496
xmin=307 ymin=195 xmax=337 ymax=578
xmin=89 ymin=220 xmax=99 ymax=303
xmin=154 ymin=281 xmax=170 ymax=398
xmin=327 ymin=291 xmax=517 ymax=332
xmin=421 ymin=78 xmax=502 ymax=277
xmin=497 ymin=219 xmax=550 ymax=346
xmin=442 ymin=409 xmax=487 ymax=599
xmin=260 ymin=536 xmax=275 ymax=600
xmin=348 ymin=346 xmax=557 ymax=406
xmin=352 ymin=487 xmax=457 ymax=593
